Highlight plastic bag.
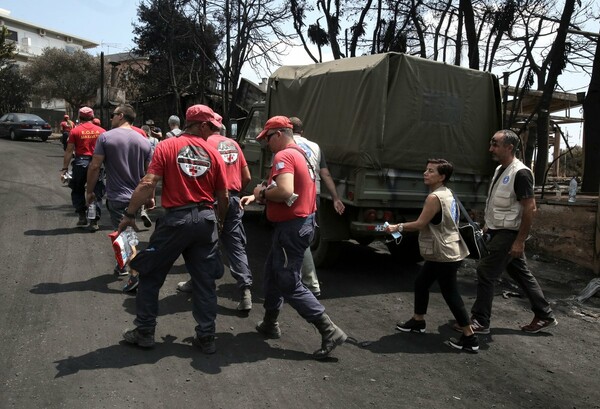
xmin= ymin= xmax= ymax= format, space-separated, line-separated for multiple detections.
xmin=108 ymin=227 xmax=139 ymax=269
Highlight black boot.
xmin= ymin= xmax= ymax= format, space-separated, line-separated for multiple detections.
xmin=311 ymin=313 xmax=347 ymax=360
xmin=256 ymin=309 xmax=281 ymax=339
xmin=76 ymin=211 xmax=88 ymax=226
xmin=122 ymin=327 xmax=155 ymax=348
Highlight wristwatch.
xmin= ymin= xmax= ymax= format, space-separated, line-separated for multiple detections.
xmin=259 ymin=188 xmax=266 ymax=200
xmin=123 ymin=208 xmax=136 ymax=219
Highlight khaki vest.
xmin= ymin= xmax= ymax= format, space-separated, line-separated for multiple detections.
xmin=418 ymin=186 xmax=469 ymax=262
xmin=484 ymin=159 xmax=532 ymax=231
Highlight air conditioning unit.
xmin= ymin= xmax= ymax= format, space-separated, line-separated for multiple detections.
xmin=38 ymin=28 xmax=46 ymax=36
xmin=66 ymin=37 xmax=73 ymax=43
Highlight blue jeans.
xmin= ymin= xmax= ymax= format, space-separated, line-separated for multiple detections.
xmin=471 ymin=229 xmax=554 ymax=327
xmin=220 ymin=195 xmax=252 ymax=289
xmin=130 ymin=207 xmax=223 ymax=336
xmin=263 ymin=214 xmax=324 ymax=322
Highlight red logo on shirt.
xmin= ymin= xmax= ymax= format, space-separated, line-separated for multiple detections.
xmin=217 ymin=140 xmax=239 ymax=165
xmin=177 ymin=145 xmax=211 ymax=177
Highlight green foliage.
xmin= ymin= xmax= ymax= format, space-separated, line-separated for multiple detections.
xmin=0 ymin=27 xmax=31 ymax=114
xmin=23 ymin=48 xmax=101 ymax=111
xmin=0 ymin=26 xmax=16 ymax=64
xmin=0 ymin=65 xmax=32 ymax=114
xmin=559 ymin=145 xmax=583 ymax=177
xmin=132 ymin=0 xmax=221 ymax=99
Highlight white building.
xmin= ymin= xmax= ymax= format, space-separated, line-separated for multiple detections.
xmin=0 ymin=8 xmax=98 ymax=65
xmin=0 ymin=8 xmax=98 ymax=112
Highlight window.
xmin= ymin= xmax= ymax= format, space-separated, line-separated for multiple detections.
xmin=7 ymin=29 xmax=17 ymax=42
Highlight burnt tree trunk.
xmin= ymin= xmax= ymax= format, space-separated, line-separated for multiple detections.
xmin=582 ymin=32 xmax=600 ymax=193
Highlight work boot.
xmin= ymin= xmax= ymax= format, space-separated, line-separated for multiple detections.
xmin=89 ymin=219 xmax=99 ymax=232
xmin=310 ymin=313 xmax=347 ymax=360
xmin=256 ymin=309 xmax=281 ymax=339
xmin=237 ymin=287 xmax=252 ymax=312
xmin=122 ymin=327 xmax=155 ymax=348
xmin=76 ymin=212 xmax=88 ymax=226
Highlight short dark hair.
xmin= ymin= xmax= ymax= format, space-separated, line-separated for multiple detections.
xmin=427 ymin=158 xmax=454 ymax=185
xmin=117 ymin=104 xmax=136 ymax=123
xmin=289 ymin=116 xmax=303 ymax=134
xmin=496 ymin=129 xmax=520 ymax=154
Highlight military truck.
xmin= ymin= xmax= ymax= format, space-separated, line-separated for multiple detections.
xmin=236 ymin=52 xmax=502 ymax=266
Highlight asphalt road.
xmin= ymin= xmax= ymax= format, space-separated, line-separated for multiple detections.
xmin=1 ymin=137 xmax=599 ymax=409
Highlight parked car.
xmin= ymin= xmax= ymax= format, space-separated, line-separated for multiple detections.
xmin=0 ymin=113 xmax=53 ymax=142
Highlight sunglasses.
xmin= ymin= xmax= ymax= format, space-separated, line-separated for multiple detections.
xmin=266 ymin=130 xmax=279 ymax=142
xmin=110 ymin=112 xmax=122 ymax=118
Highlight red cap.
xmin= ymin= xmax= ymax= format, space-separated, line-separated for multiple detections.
xmin=256 ymin=116 xmax=293 ymax=140
xmin=78 ymin=106 xmax=94 ymax=119
xmin=185 ymin=104 xmax=221 ymax=129
xmin=92 ymin=118 xmax=101 ymax=126
xmin=64 ymin=114 xmax=69 ymax=119
xmin=213 ymin=113 xmax=223 ymax=126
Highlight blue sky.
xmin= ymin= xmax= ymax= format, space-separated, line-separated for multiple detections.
xmin=1 ymin=0 xmax=139 ymax=54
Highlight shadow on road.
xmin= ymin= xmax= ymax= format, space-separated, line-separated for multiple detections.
xmin=53 ymin=331 xmax=313 ymax=378
xmin=30 ymin=274 xmax=124 ymax=295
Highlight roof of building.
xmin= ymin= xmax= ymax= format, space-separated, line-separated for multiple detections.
xmin=0 ymin=9 xmax=98 ymax=49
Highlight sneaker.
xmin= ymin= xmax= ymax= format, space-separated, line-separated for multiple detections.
xmin=89 ymin=219 xmax=99 ymax=232
xmin=122 ymin=327 xmax=155 ymax=348
xmin=113 ymin=265 xmax=129 ymax=277
xmin=453 ymin=318 xmax=490 ymax=335
xmin=237 ymin=287 xmax=252 ymax=311
xmin=192 ymin=334 xmax=216 ymax=354
xmin=177 ymin=280 xmax=192 ymax=293
xmin=123 ymin=274 xmax=139 ymax=292
xmin=449 ymin=334 xmax=479 ymax=353
xmin=140 ymin=209 xmax=152 ymax=228
xmin=520 ymin=317 xmax=558 ymax=333
xmin=396 ymin=318 xmax=426 ymax=333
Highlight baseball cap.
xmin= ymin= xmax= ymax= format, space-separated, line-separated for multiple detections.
xmin=256 ymin=116 xmax=293 ymax=140
xmin=78 ymin=107 xmax=94 ymax=119
xmin=92 ymin=118 xmax=101 ymax=126
xmin=64 ymin=114 xmax=69 ymax=119
xmin=185 ymin=104 xmax=221 ymax=129
xmin=213 ymin=113 xmax=223 ymax=126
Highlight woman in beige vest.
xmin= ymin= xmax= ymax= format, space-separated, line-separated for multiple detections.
xmin=385 ymin=159 xmax=478 ymax=353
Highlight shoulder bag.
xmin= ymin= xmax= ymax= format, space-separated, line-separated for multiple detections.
xmin=454 ymin=194 xmax=489 ymax=259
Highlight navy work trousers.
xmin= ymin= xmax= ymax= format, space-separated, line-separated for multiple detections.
xmin=130 ymin=207 xmax=224 ymax=337
xmin=263 ymin=214 xmax=324 ymax=321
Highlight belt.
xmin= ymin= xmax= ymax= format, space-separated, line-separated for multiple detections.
xmin=165 ymin=202 xmax=212 ymax=213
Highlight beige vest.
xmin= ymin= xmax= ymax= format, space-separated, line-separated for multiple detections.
xmin=484 ymin=158 xmax=532 ymax=230
xmin=418 ymin=187 xmax=469 ymax=262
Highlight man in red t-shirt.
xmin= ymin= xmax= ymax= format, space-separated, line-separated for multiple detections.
xmin=241 ymin=116 xmax=347 ymax=360
xmin=60 ymin=114 xmax=75 ymax=150
xmin=118 ymin=104 xmax=228 ymax=353
xmin=177 ymin=113 xmax=254 ymax=312
xmin=60 ymin=107 xmax=105 ymax=230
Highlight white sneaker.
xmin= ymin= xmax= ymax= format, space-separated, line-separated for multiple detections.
xmin=176 ymin=280 xmax=192 ymax=293
xmin=237 ymin=287 xmax=252 ymax=311
xmin=140 ymin=208 xmax=152 ymax=228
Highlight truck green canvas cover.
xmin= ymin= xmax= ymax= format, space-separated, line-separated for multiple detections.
xmin=267 ymin=53 xmax=501 ymax=174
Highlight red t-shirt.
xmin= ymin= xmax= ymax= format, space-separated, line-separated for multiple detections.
xmin=147 ymin=133 xmax=227 ymax=209
xmin=266 ymin=144 xmax=316 ymax=222
xmin=68 ymin=122 xmax=106 ymax=156
xmin=60 ymin=120 xmax=74 ymax=132
xmin=207 ymin=133 xmax=248 ymax=192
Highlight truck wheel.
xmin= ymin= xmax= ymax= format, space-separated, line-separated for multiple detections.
xmin=40 ymin=135 xmax=49 ymax=142
xmin=386 ymin=235 xmax=423 ymax=264
xmin=310 ymin=226 xmax=341 ymax=267
xmin=10 ymin=130 xmax=18 ymax=141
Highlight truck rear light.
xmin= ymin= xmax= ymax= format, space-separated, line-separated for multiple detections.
xmin=43 ymin=124 xmax=51 ymax=129
xmin=364 ymin=209 xmax=376 ymax=222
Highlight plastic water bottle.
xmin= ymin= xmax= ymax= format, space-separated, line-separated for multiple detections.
xmin=568 ymin=177 xmax=577 ymax=203
xmin=87 ymin=204 xmax=96 ymax=220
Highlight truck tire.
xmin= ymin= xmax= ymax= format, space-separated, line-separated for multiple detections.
xmin=310 ymin=226 xmax=341 ymax=268
xmin=10 ymin=130 xmax=18 ymax=141
xmin=40 ymin=134 xmax=49 ymax=142
xmin=386 ymin=234 xmax=423 ymax=264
